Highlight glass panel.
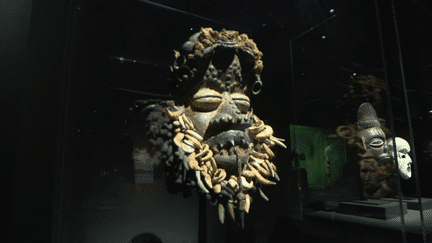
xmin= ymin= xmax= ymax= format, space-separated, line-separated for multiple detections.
xmin=63 ymin=1 xmax=229 ymax=242
xmin=55 ymin=0 xmax=432 ymax=242
xmin=390 ymin=1 xmax=432 ymax=241
xmin=288 ymin=1 xmax=415 ymax=242
xmin=290 ymin=3 xmax=385 ymax=200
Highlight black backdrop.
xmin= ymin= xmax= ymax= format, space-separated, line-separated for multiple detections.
xmin=3 ymin=0 xmax=432 ymax=242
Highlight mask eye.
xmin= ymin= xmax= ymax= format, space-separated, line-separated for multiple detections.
xmin=369 ymin=138 xmax=384 ymax=148
xmin=398 ymin=152 xmax=409 ymax=159
xmin=192 ymin=88 xmax=222 ymax=112
xmin=231 ymin=93 xmax=250 ymax=113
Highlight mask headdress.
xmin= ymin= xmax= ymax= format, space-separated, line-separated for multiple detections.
xmin=357 ymin=102 xmax=381 ymax=130
xmin=170 ymin=28 xmax=264 ymax=96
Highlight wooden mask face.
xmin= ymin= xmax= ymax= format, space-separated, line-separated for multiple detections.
xmin=164 ymin=29 xmax=285 ymax=227
xmin=356 ymin=102 xmax=395 ymax=198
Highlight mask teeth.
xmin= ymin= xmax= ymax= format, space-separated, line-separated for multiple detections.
xmin=210 ymin=114 xmax=235 ymax=126
xmin=217 ymin=145 xmax=244 ymax=157
xmin=218 ymin=139 xmax=236 ymax=153
xmin=219 ymin=137 xmax=240 ymax=150
xmin=220 ymin=149 xmax=229 ymax=156
xmin=229 ymin=146 xmax=236 ymax=156
xmin=211 ymin=145 xmax=219 ymax=154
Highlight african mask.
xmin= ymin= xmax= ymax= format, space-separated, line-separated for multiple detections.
xmin=359 ymin=158 xmax=383 ymax=196
xmin=357 ymin=102 xmax=389 ymax=161
xmin=356 ymin=102 xmax=396 ymax=198
xmin=129 ymin=28 xmax=286 ymax=228
xmin=387 ymin=137 xmax=412 ymax=180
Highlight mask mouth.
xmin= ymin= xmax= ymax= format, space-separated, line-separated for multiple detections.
xmin=363 ymin=182 xmax=374 ymax=188
xmin=407 ymin=162 xmax=412 ymax=172
xmin=204 ymin=120 xmax=251 ymax=139
xmin=204 ymin=129 xmax=252 ymax=165
xmin=378 ymin=153 xmax=392 ymax=163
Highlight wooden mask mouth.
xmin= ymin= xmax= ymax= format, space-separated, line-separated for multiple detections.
xmin=203 ymin=113 xmax=253 ymax=141
xmin=205 ymin=129 xmax=252 ymax=165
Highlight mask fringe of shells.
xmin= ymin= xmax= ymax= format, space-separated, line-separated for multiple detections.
xmin=167 ymin=105 xmax=286 ymax=227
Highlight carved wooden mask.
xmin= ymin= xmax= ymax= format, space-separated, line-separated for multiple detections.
xmin=357 ymin=102 xmax=396 ymax=198
xmin=164 ymin=28 xmax=286 ymax=227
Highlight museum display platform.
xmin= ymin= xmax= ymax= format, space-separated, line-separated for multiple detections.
xmin=303 ymin=198 xmax=432 ymax=242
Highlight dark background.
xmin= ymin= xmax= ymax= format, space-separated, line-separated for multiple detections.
xmin=2 ymin=0 xmax=432 ymax=242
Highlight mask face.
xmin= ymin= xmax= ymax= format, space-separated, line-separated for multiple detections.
xmin=358 ymin=128 xmax=391 ymax=198
xmin=185 ymin=87 xmax=252 ymax=141
xmin=387 ymin=137 xmax=412 ymax=179
xmin=183 ymin=86 xmax=255 ymax=167
xmin=165 ymin=37 xmax=285 ymax=226
xmin=358 ymin=127 xmax=387 ymax=159
xmin=356 ymin=102 xmax=395 ymax=198
xmin=359 ymin=158 xmax=382 ymax=196
xmin=180 ymin=56 xmax=256 ymax=167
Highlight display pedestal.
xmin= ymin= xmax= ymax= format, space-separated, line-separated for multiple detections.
xmin=379 ymin=197 xmax=432 ymax=210
xmin=336 ymin=199 xmax=407 ymax=219
xmin=198 ymin=194 xmax=207 ymax=243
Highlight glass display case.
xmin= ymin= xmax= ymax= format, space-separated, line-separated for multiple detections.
xmin=7 ymin=0 xmax=432 ymax=242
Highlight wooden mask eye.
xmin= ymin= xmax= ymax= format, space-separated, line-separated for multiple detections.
xmin=369 ymin=138 xmax=384 ymax=148
xmin=192 ymin=88 xmax=222 ymax=112
xmin=231 ymin=93 xmax=250 ymax=113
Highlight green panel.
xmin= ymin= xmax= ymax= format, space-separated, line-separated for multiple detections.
xmin=290 ymin=124 xmax=347 ymax=189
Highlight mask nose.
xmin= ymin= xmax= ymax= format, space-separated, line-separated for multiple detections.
xmin=364 ymin=171 xmax=371 ymax=181
xmin=218 ymin=93 xmax=242 ymax=118
xmin=365 ymin=174 xmax=370 ymax=181
xmin=361 ymin=148 xmax=375 ymax=159
xmin=378 ymin=144 xmax=391 ymax=163
xmin=405 ymin=154 xmax=412 ymax=163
